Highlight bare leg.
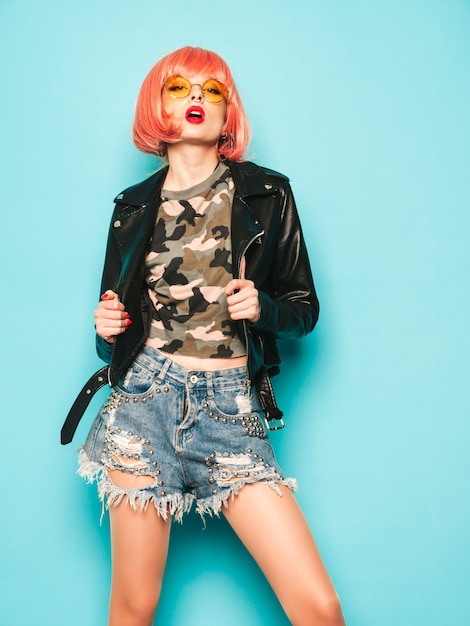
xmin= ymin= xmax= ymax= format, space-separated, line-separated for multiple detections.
xmin=107 ymin=471 xmax=172 ymax=626
xmin=223 ymin=484 xmax=346 ymax=626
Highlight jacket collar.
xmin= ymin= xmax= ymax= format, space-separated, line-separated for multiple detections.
xmin=114 ymin=160 xmax=278 ymax=207
xmin=228 ymin=161 xmax=280 ymax=198
xmin=114 ymin=166 xmax=168 ymax=206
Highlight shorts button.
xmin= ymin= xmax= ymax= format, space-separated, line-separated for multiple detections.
xmin=190 ymin=375 xmax=198 ymax=383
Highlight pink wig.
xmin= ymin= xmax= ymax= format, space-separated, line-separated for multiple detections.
xmin=133 ymin=46 xmax=251 ymax=161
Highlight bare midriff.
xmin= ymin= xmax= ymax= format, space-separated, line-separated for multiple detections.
xmin=161 ymin=352 xmax=247 ymax=371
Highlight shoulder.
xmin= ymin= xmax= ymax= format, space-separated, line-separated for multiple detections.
xmin=231 ymin=160 xmax=289 ymax=182
xmin=113 ymin=166 xmax=168 ymax=206
xmin=258 ymin=164 xmax=290 ymax=184
xmin=228 ymin=160 xmax=291 ymax=197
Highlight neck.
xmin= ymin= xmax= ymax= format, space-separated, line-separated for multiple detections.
xmin=164 ymin=144 xmax=221 ymax=191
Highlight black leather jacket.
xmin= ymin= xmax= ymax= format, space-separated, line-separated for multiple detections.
xmin=61 ymin=160 xmax=318 ymax=444
xmin=99 ymin=160 xmax=318 ymax=421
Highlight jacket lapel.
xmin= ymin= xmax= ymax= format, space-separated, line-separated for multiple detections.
xmin=228 ymin=161 xmax=275 ymax=278
xmin=113 ymin=160 xmax=274 ymax=281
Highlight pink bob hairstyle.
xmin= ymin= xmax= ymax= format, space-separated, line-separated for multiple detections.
xmin=133 ymin=46 xmax=251 ymax=162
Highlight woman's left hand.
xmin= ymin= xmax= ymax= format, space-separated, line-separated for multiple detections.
xmin=225 ymin=257 xmax=260 ymax=324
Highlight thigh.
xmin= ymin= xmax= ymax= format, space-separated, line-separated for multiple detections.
xmin=109 ymin=497 xmax=172 ymax=608
xmin=223 ymin=484 xmax=343 ymax=625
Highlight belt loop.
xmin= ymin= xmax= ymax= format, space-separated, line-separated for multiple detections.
xmin=205 ymin=372 xmax=214 ymax=399
xmin=156 ymin=358 xmax=171 ymax=383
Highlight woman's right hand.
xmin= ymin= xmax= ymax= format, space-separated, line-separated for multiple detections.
xmin=94 ymin=290 xmax=132 ymax=344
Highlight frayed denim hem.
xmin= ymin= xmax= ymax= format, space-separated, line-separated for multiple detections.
xmin=78 ymin=447 xmax=297 ymax=524
xmin=77 ymin=447 xmax=193 ymax=523
xmin=195 ymin=476 xmax=298 ymax=519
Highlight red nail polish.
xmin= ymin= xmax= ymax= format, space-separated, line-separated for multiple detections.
xmin=101 ymin=293 xmax=109 ymax=300
xmin=126 ymin=319 xmax=133 ymax=325
xmin=125 ymin=313 xmax=131 ymax=319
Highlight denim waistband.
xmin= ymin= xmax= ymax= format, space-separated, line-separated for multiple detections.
xmin=138 ymin=344 xmax=249 ymax=387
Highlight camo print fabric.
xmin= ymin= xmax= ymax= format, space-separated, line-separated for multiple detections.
xmin=144 ymin=162 xmax=246 ymax=359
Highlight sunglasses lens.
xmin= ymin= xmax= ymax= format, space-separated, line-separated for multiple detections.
xmin=165 ymin=75 xmax=191 ymax=98
xmin=165 ymin=75 xmax=227 ymax=103
xmin=202 ymin=79 xmax=227 ymax=103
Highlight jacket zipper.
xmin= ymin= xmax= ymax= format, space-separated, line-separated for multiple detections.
xmin=238 ymin=227 xmax=265 ymax=367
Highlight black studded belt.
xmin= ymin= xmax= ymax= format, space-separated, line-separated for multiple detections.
xmin=61 ymin=366 xmax=109 ymax=445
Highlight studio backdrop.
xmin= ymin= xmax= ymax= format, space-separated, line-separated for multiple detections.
xmin=1 ymin=1 xmax=469 ymax=625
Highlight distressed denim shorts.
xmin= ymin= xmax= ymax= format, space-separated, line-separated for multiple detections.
xmin=78 ymin=345 xmax=296 ymax=521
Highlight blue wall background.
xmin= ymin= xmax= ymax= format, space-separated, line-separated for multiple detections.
xmin=1 ymin=1 xmax=469 ymax=624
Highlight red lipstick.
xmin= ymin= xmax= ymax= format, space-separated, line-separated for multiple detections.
xmin=185 ymin=106 xmax=205 ymax=124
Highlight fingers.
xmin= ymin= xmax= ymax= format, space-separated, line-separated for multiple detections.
xmin=94 ymin=290 xmax=132 ymax=342
xmin=100 ymin=289 xmax=118 ymax=301
xmin=225 ymin=279 xmax=260 ymax=324
xmin=226 ymin=257 xmax=260 ymax=323
xmin=239 ymin=256 xmax=246 ymax=281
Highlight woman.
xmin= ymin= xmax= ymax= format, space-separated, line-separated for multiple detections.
xmin=72 ymin=46 xmax=345 ymax=626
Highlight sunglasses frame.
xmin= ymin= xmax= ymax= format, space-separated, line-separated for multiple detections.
xmin=164 ymin=75 xmax=228 ymax=103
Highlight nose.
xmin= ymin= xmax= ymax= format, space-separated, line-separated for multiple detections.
xmin=190 ymin=83 xmax=203 ymax=101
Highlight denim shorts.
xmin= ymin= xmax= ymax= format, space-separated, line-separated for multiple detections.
xmin=78 ymin=345 xmax=296 ymax=521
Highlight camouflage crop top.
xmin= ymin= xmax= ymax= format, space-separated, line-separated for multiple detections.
xmin=144 ymin=162 xmax=246 ymax=359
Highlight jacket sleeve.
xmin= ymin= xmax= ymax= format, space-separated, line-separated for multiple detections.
xmin=95 ymin=210 xmax=122 ymax=364
xmin=251 ymin=182 xmax=319 ymax=339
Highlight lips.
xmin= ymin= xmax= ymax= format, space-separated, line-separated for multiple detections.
xmin=185 ymin=106 xmax=205 ymax=124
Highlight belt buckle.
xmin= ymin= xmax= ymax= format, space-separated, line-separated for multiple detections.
xmin=264 ymin=416 xmax=285 ymax=431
